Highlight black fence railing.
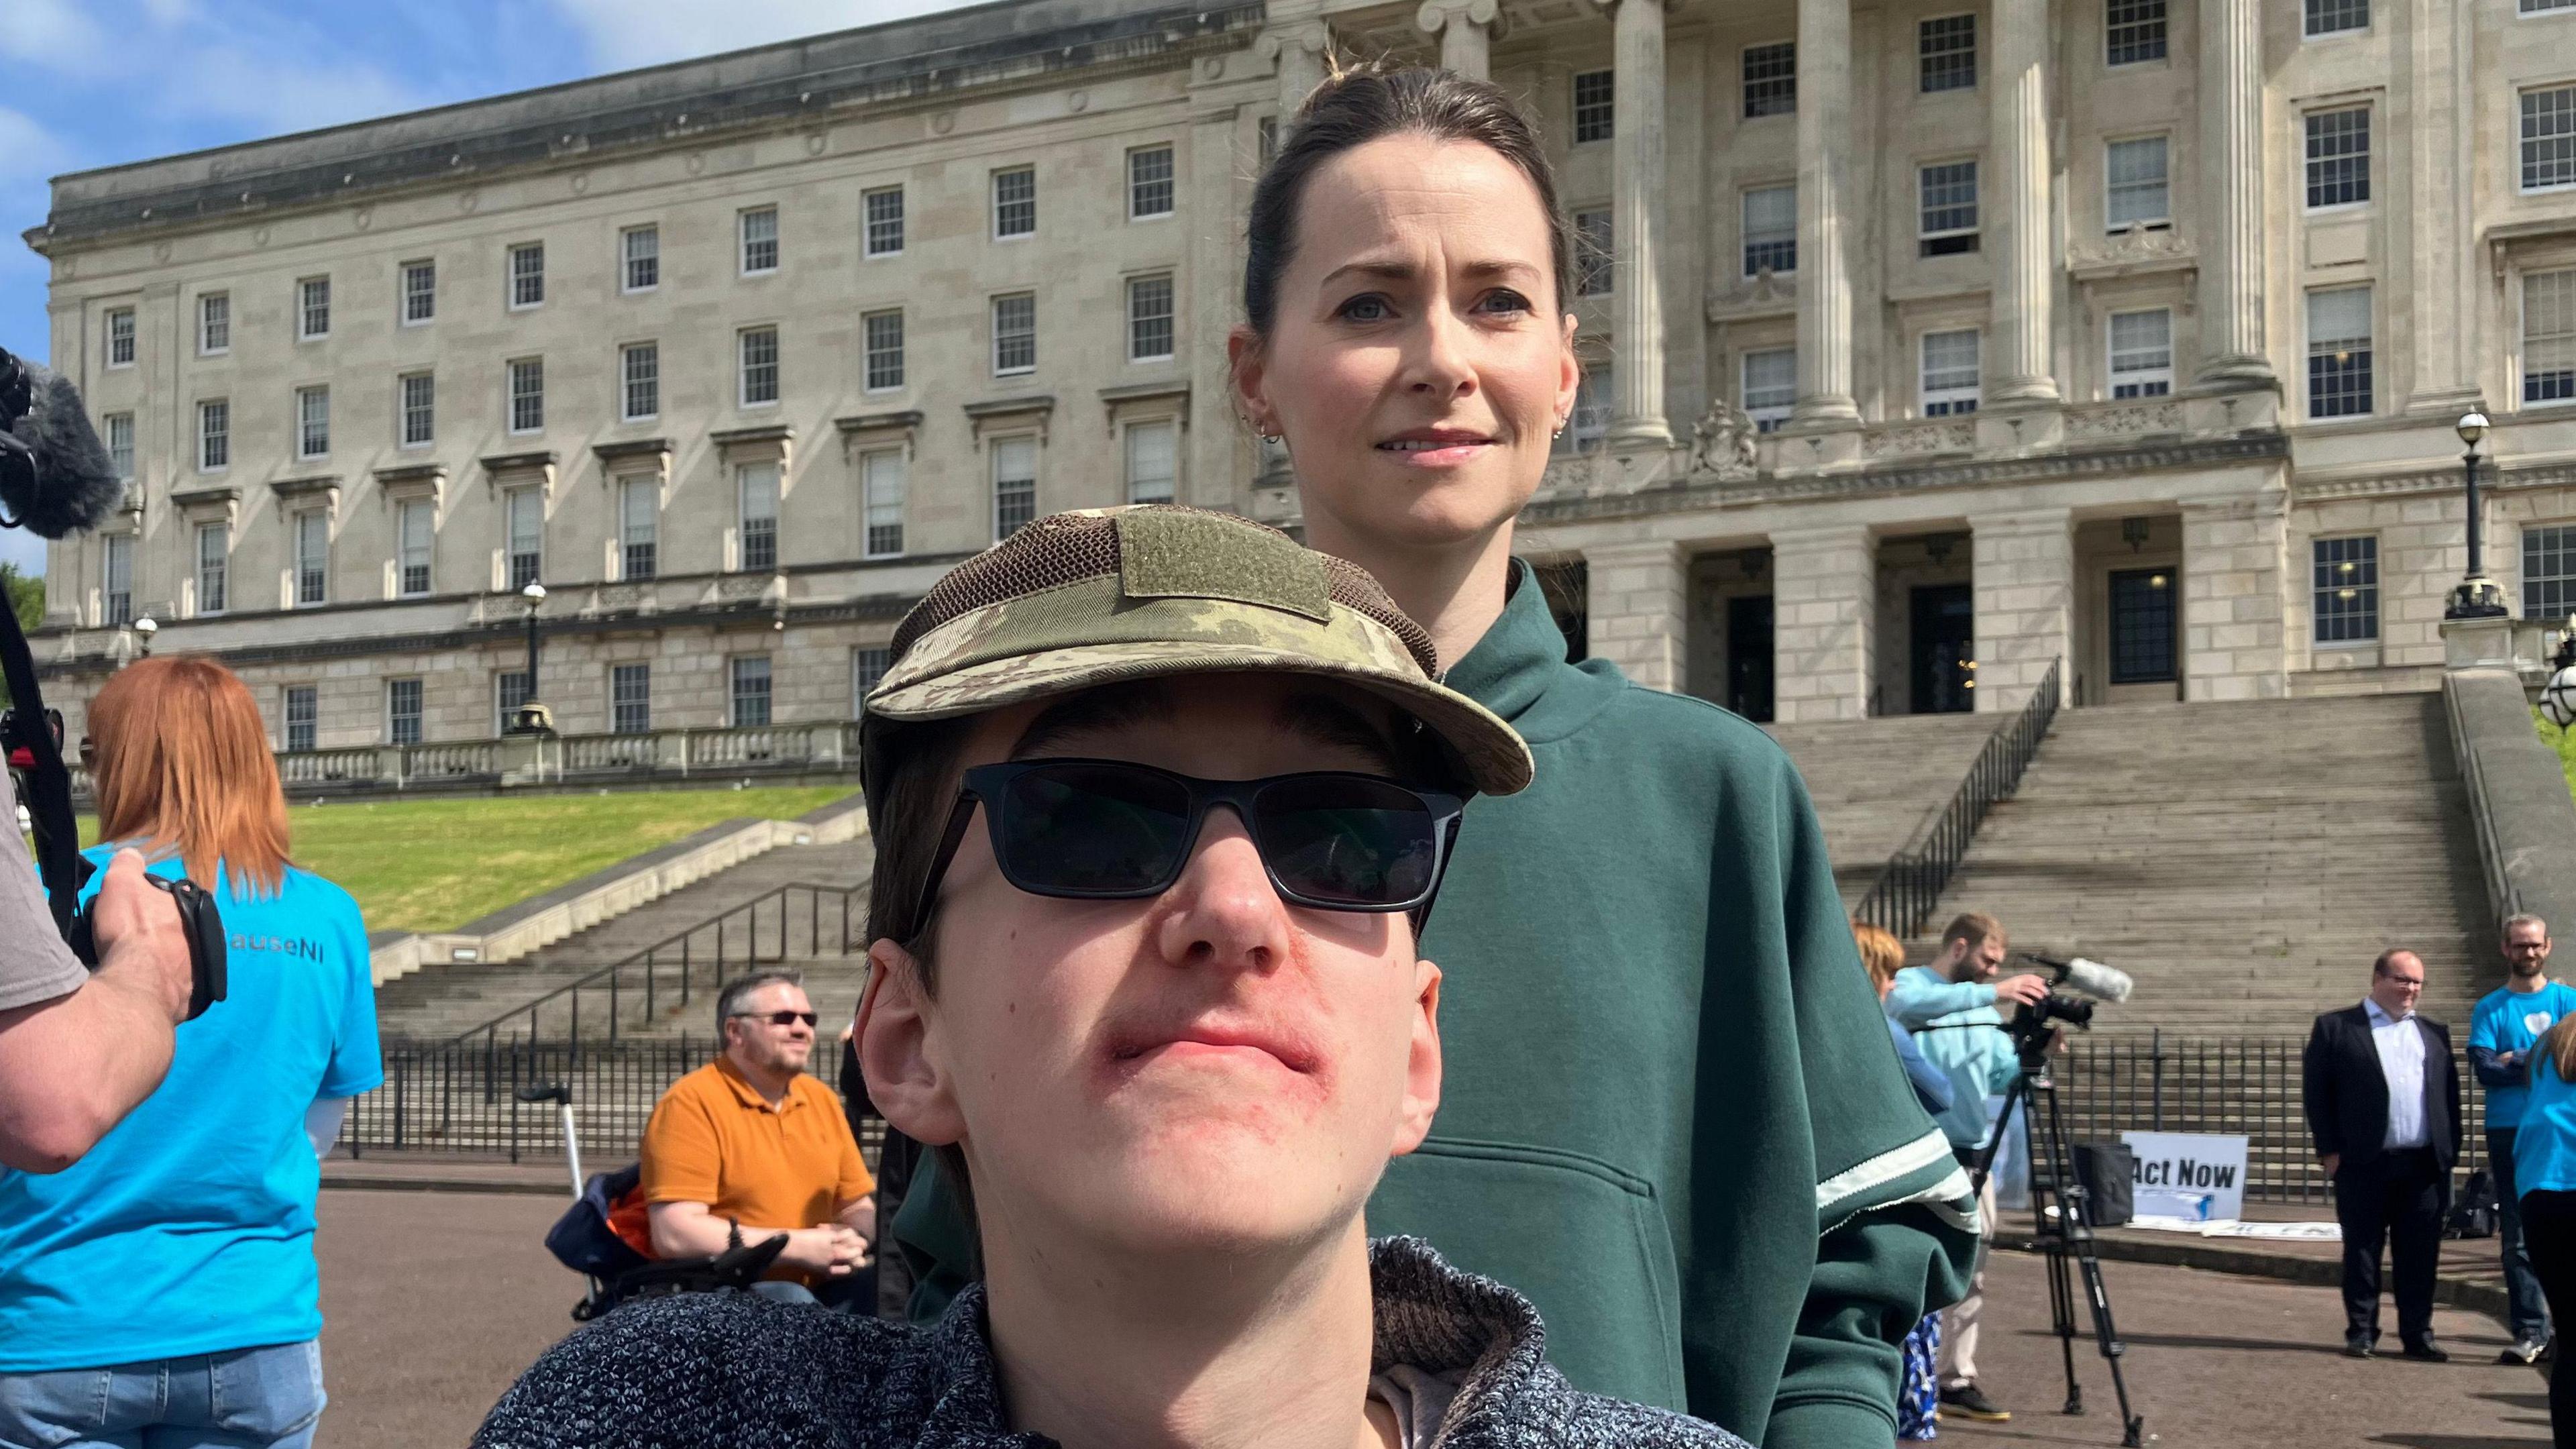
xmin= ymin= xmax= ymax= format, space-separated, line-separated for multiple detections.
xmin=1856 ymin=658 xmax=2062 ymax=940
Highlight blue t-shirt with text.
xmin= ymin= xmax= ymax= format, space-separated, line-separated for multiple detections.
xmin=0 ymin=848 xmax=382 ymax=1371
xmin=2471 ymin=981 xmax=2576 ymax=1130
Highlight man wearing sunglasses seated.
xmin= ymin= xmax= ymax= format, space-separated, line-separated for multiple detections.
xmin=478 ymin=506 xmax=1746 ymax=1449
xmin=634 ymin=969 xmax=876 ymax=1305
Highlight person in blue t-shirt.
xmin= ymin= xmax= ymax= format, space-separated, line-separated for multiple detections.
xmin=0 ymin=657 xmax=382 ymax=1449
xmin=2470 ymin=914 xmax=2572 ymax=1364
xmin=2512 ymin=1014 xmax=2576 ymax=1446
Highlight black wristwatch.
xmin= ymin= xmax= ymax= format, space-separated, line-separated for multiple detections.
xmin=727 ymin=1218 xmax=743 ymax=1252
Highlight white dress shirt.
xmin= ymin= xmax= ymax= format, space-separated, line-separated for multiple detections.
xmin=2365 ymin=998 xmax=2429 ymax=1150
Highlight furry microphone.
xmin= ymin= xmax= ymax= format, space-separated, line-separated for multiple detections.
xmin=0 ymin=345 xmax=121 ymax=540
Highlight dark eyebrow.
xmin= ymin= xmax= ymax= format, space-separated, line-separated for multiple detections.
xmin=1273 ymin=691 xmax=1403 ymax=775
xmin=1318 ymin=257 xmax=1545 ymax=290
xmin=1011 ymin=681 xmax=1175 ymax=758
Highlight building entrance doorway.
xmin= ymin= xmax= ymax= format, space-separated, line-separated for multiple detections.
xmin=1727 ymin=594 xmax=1774 ymax=722
xmin=1911 ymin=584 xmax=1975 ymax=713
xmin=2107 ymin=566 xmax=2178 ymax=694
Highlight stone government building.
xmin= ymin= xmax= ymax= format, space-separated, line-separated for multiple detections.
xmin=25 ymin=0 xmax=2576 ymax=749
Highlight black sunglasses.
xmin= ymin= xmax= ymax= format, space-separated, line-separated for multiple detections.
xmin=911 ymin=759 xmax=1464 ymax=929
xmin=731 ymin=1010 xmax=819 ymax=1028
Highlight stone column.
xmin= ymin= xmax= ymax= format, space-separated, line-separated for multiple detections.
xmin=1585 ymin=538 xmax=1689 ymax=692
xmin=1263 ymin=20 xmax=1331 ymax=117
xmin=2182 ymin=490 xmax=2291 ymax=700
xmin=1771 ymin=524 xmax=1876 ymax=720
xmin=1970 ymin=507 xmax=2074 ymax=712
xmin=2195 ymin=0 xmax=2273 ymax=386
xmin=1988 ymin=0 xmax=2057 ymax=405
xmin=2408 ymin=0 xmax=2480 ymax=411
xmin=1414 ymin=0 xmax=1499 ymax=80
xmin=1792 ymin=0 xmax=1859 ymax=423
xmin=1605 ymin=0 xmax=1671 ymax=449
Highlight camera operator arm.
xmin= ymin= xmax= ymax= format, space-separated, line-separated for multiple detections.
xmin=1884 ymin=969 xmax=1994 ymax=1030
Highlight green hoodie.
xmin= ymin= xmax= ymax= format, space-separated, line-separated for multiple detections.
xmin=890 ymin=563 xmax=1976 ymax=1446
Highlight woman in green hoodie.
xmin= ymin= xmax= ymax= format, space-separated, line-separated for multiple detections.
xmin=894 ymin=65 xmax=1975 ymax=1448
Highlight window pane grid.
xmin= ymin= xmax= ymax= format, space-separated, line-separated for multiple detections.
xmin=403 ymin=261 xmax=435 ymax=323
xmin=865 ymin=311 xmax=905 ymax=390
xmin=865 ymin=188 xmax=904 ymax=257
xmin=2108 ymin=309 xmax=2174 ymax=397
xmin=2527 ymin=269 xmax=2576 ymax=403
xmin=2106 ymin=0 xmax=2167 ymax=64
xmin=1743 ymin=186 xmax=1796 ymax=276
xmin=1919 ymin=162 xmax=1980 ymax=255
xmin=104 ymin=535 xmax=132 ymax=627
xmin=508 ymin=488 xmax=543 ymax=589
xmin=853 ymin=649 xmax=890 ymax=716
xmin=624 ymin=227 xmax=658 ymax=292
xmin=284 ymin=686 xmax=316 ymax=752
xmin=296 ymin=512 xmax=328 ymax=606
xmin=741 ymin=208 xmax=778 ymax=274
xmin=2106 ymin=136 xmax=2170 ymax=229
xmin=739 ymin=327 xmax=779 ymax=407
xmin=1573 ymin=70 xmax=1615 ymax=143
xmin=1921 ymin=329 xmax=1982 ymax=415
xmin=2527 ymin=87 xmax=2576 ymax=191
xmin=510 ymin=358 xmax=545 ymax=433
xmin=1128 ymin=146 xmax=1175 ymax=219
xmin=1919 ymin=15 xmax=1977 ymax=93
xmin=199 ymin=400 xmax=229 ymax=471
xmin=297 ymin=386 xmax=329 ymax=458
xmin=612 ymin=663 xmax=652 ymax=735
xmin=621 ymin=478 xmax=657 ymax=581
xmin=105 ymin=414 xmax=133 ymax=482
xmin=994 ymin=294 xmax=1036 ymax=375
xmin=1742 ymin=42 xmax=1796 ymax=117
xmin=108 ymin=309 xmax=136 ymax=366
xmin=200 ymin=294 xmax=229 ymax=353
xmin=1743 ymin=349 xmax=1796 ymax=432
xmin=863 ymin=450 xmax=906 ymax=557
xmin=197 ymin=524 xmax=227 ymax=614
xmin=299 ymin=277 xmax=331 ymax=339
xmin=2307 ymin=287 xmax=2374 ymax=418
xmin=994 ymin=168 xmax=1036 ymax=237
xmin=730 ymin=657 xmax=772 ymax=729
xmin=511 ymin=243 xmax=545 ymax=307
xmin=2305 ymin=0 xmax=2370 ymax=35
xmin=401 ymin=373 xmax=436 ymax=446
xmin=399 ymin=500 xmax=433 ymax=596
xmin=1569 ymin=367 xmax=1613 ymax=451
xmin=1125 ymin=421 xmax=1177 ymax=504
xmin=622 ymin=343 xmax=658 ymax=421
xmin=388 ymin=679 xmax=423 ymax=746
xmin=1576 ymin=210 xmax=1613 ymax=295
xmin=2312 ymin=536 xmax=2379 ymax=642
xmin=739 ymin=464 xmax=779 ymax=573
xmin=994 ymin=437 xmax=1038 ymax=539
xmin=2109 ymin=569 xmax=2178 ymax=683
xmin=1128 ymin=275 xmax=1175 ymax=361
xmin=2305 ymin=108 xmax=2371 ymax=207
xmin=2526 ymin=525 xmax=2576 ymax=620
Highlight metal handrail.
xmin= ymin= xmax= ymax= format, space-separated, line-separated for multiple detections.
xmin=1854 ymin=657 xmax=2062 ymax=939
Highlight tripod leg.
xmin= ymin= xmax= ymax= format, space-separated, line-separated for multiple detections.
xmin=2039 ymin=1070 xmax=2147 ymax=1448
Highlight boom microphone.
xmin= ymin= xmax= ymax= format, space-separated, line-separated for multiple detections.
xmin=2021 ymin=951 xmax=2135 ymax=1004
xmin=0 ymin=345 xmax=121 ymax=540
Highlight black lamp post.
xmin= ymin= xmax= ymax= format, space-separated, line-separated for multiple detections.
xmin=2446 ymin=409 xmax=2510 ymax=620
xmin=509 ymin=582 xmax=554 ymax=735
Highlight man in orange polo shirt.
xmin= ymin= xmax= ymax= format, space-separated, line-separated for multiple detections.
xmin=641 ymin=970 xmax=875 ymax=1303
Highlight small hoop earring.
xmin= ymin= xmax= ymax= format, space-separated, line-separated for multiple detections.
xmin=1260 ymin=431 xmax=1282 ymax=443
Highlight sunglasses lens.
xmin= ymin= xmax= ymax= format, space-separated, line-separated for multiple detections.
xmin=1002 ymin=763 xmax=1195 ymax=895
xmin=1255 ymin=776 xmax=1440 ymax=908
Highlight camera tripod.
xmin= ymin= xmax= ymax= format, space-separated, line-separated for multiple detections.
xmin=1970 ymin=1040 xmax=2147 ymax=1447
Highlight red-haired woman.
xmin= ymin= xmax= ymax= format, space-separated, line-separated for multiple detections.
xmin=0 ymin=656 xmax=381 ymax=1449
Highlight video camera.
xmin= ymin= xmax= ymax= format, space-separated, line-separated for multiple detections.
xmin=2004 ymin=952 xmax=2134 ymax=1059
xmin=0 ymin=344 xmax=225 ymax=1018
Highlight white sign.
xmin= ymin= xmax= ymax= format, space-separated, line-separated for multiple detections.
xmin=2120 ymin=1131 xmax=2250 ymax=1223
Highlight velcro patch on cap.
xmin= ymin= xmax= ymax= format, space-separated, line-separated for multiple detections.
xmin=1116 ymin=508 xmax=1331 ymax=621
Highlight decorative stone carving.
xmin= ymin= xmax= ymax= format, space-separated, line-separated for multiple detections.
xmin=2063 ymin=400 xmax=2186 ymax=441
xmin=1685 ymin=397 xmax=1759 ymax=478
xmin=1862 ymin=421 xmax=1977 ymax=460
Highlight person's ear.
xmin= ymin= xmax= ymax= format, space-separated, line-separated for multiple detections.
xmin=1556 ymin=312 xmax=1581 ymax=427
xmin=1228 ymin=325 xmax=1276 ymax=438
xmin=857 ymin=939 xmax=967 ymax=1148
xmin=1391 ymin=958 xmax=1443 ymax=1157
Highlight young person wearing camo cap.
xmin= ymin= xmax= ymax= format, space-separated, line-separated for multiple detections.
xmin=476 ymin=505 xmax=1748 ymax=1449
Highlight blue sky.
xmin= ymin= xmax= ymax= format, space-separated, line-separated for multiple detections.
xmin=0 ymin=0 xmax=974 ymax=573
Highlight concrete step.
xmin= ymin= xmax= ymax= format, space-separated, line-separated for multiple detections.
xmin=1766 ymin=712 xmax=2001 ymax=906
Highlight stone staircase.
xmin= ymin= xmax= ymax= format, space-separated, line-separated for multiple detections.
xmin=1919 ymin=693 xmax=2495 ymax=1034
xmin=1768 ymin=712 xmax=2003 ymax=908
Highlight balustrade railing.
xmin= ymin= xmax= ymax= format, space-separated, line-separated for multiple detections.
xmin=1854 ymin=657 xmax=2061 ymax=939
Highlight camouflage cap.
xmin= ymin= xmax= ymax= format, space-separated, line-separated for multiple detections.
xmin=861 ymin=506 xmax=1532 ymax=803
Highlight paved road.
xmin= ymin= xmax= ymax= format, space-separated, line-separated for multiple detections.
xmin=315 ymin=1188 xmax=2552 ymax=1448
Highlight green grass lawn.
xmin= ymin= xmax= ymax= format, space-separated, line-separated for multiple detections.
xmin=2544 ymin=708 xmax=2576 ymax=803
xmin=84 ymin=786 xmax=855 ymax=936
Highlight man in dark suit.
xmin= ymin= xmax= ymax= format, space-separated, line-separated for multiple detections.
xmin=2303 ymin=949 xmax=2464 ymax=1361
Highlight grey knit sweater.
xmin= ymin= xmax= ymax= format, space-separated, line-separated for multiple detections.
xmin=477 ymin=1237 xmax=1748 ymax=1449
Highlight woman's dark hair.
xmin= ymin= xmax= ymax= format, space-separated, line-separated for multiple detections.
xmin=1242 ymin=64 xmax=1573 ymax=339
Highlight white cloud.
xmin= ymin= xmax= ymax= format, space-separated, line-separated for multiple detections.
xmin=549 ymin=0 xmax=975 ymax=70
xmin=0 ymin=0 xmax=111 ymax=75
xmin=176 ymin=46 xmax=426 ymax=136
xmin=0 ymin=109 xmax=70 ymax=186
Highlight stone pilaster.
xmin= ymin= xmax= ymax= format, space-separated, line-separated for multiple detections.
xmin=1792 ymin=0 xmax=1859 ymax=424
xmin=1262 ymin=20 xmax=1332 ymax=117
xmin=1414 ymin=0 xmax=1499 ymax=80
xmin=1605 ymin=0 xmax=1670 ymax=449
xmin=2195 ymin=0 xmax=2273 ymax=386
xmin=2407 ymin=0 xmax=2481 ymax=411
xmin=2182 ymin=491 xmax=2292 ymax=701
xmin=1970 ymin=508 xmax=2073 ymax=712
xmin=1988 ymin=0 xmax=2057 ymax=405
xmin=1583 ymin=538 xmax=1689 ymax=692
xmin=1771 ymin=524 xmax=1876 ymax=720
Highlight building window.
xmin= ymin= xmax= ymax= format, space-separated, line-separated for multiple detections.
xmin=611 ymin=663 xmax=652 ymax=735
xmin=495 ymin=670 xmax=532 ymax=735
xmin=1743 ymin=348 xmax=1796 ymax=432
xmin=2305 ymin=0 xmax=2369 ymax=36
xmin=853 ymin=648 xmax=890 ymax=716
xmin=2108 ymin=309 xmax=2174 ymax=396
xmin=104 ymin=535 xmax=132 ymax=627
xmin=105 ymin=413 xmax=133 ymax=482
xmin=740 ymin=207 xmax=779 ymax=275
xmin=1919 ymin=15 xmax=1977 ymax=93
xmin=299 ymin=276 xmax=331 ymax=340
xmin=294 ymin=511 xmax=328 ymax=606
xmin=1125 ymin=420 xmax=1177 ymax=504
xmin=623 ymin=226 xmax=659 ymax=292
xmin=2528 ymin=268 xmax=2576 ymax=405
xmin=2312 ymin=535 xmax=2379 ymax=642
xmin=296 ymin=385 xmax=330 ymax=460
xmin=993 ymin=435 xmax=1038 ymax=539
xmin=2526 ymin=525 xmax=2576 ymax=620
xmin=863 ymin=449 xmax=906 ymax=558
xmin=506 ymin=486 xmax=543 ymax=588
xmin=1919 ymin=161 xmax=1980 ymax=256
xmin=1569 ymin=365 xmax=1613 ymax=451
xmin=198 ymin=399 xmax=229 ymax=472
xmin=1742 ymin=42 xmax=1796 ymax=117
xmin=400 ymin=372 xmax=435 ymax=447
xmin=730 ymin=656 xmax=773 ymax=729
xmin=993 ymin=292 xmax=1036 ymax=376
xmin=619 ymin=476 xmax=657 ymax=580
xmin=1128 ymin=145 xmax=1175 ymax=219
xmin=2306 ymin=286 xmax=2374 ymax=418
xmin=864 ymin=186 xmax=905 ymax=257
xmin=2106 ymin=136 xmax=2170 ymax=230
xmin=106 ymin=308 xmax=135 ymax=367
xmin=864 ymin=310 xmax=904 ymax=391
xmin=2108 ymin=568 xmax=2178 ymax=684
xmin=284 ymin=685 xmax=317 ymax=752
xmin=2527 ymin=86 xmax=2576 ymax=192
xmin=994 ymin=166 xmax=1036 ymax=239
xmin=508 ymin=357 xmax=544 ymax=433
xmin=1128 ymin=274 xmax=1175 ymax=362
xmin=388 ymin=678 xmax=423 ymax=745
xmin=2106 ymin=0 xmax=2167 ymax=64
xmin=622 ymin=342 xmax=659 ymax=421
xmin=199 ymin=293 xmax=229 ymax=355
xmin=402 ymin=260 xmax=436 ymax=324
xmin=2304 ymin=107 xmax=2371 ymax=208
xmin=1921 ymin=329 xmax=1982 ymax=415
xmin=1572 ymin=69 xmax=1615 ymax=143
xmin=509 ymin=242 xmax=545 ymax=308
xmin=398 ymin=499 xmax=434 ymax=596
xmin=737 ymin=462 xmax=780 ymax=572
xmin=195 ymin=523 xmax=228 ymax=615
xmin=1574 ymin=209 xmax=1613 ymax=296
xmin=1742 ymin=186 xmax=1796 ymax=276
xmin=1258 ymin=116 xmax=1278 ymax=167
xmin=739 ymin=326 xmax=780 ymax=408
xmin=2525 ymin=0 xmax=2576 ymax=11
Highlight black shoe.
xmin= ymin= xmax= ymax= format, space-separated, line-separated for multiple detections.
xmin=2344 ymin=1336 xmax=2375 ymax=1358
xmin=1937 ymin=1385 xmax=2011 ymax=1422
xmin=2401 ymin=1339 xmax=2449 ymax=1363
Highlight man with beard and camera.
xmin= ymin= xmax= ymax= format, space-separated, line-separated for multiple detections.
xmin=2470 ymin=914 xmax=2568 ymax=1364
xmin=1885 ymin=911 xmax=2050 ymax=1425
